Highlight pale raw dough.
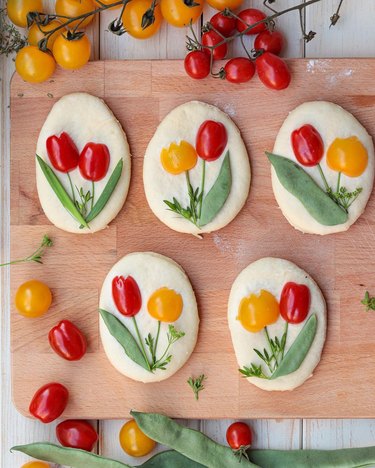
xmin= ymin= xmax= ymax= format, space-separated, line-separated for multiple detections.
xmin=272 ymin=101 xmax=374 ymax=235
xmin=143 ymin=101 xmax=250 ymax=235
xmin=228 ymin=257 xmax=326 ymax=391
xmin=99 ymin=252 xmax=199 ymax=383
xmin=36 ymin=93 xmax=131 ymax=233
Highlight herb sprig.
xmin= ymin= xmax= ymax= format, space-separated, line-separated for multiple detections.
xmin=328 ymin=186 xmax=363 ymax=212
xmin=361 ymin=291 xmax=375 ymax=311
xmin=0 ymin=8 xmax=26 ymax=56
xmin=187 ymin=374 xmax=206 ymax=400
xmin=146 ymin=324 xmax=185 ymax=371
xmin=0 ymin=235 xmax=52 ymax=267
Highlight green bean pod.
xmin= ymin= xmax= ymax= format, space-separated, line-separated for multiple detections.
xmin=142 ymin=450 xmax=205 ymax=467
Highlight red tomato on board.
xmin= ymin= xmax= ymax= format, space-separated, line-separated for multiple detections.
xmin=224 ymin=58 xmax=255 ymax=83
xmin=196 ymin=120 xmax=228 ymax=161
xmin=46 ymin=132 xmax=79 ymax=173
xmin=79 ymin=142 xmax=110 ymax=181
xmin=202 ymin=30 xmax=228 ymax=60
xmin=254 ymin=30 xmax=285 ymax=55
xmin=291 ymin=124 xmax=324 ymax=167
xmin=255 ymin=52 xmax=291 ymax=90
xmin=56 ymin=420 xmax=98 ymax=451
xmin=49 ymin=320 xmax=87 ymax=361
xmin=280 ymin=282 xmax=311 ymax=324
xmin=236 ymin=8 xmax=266 ymax=35
xmin=184 ymin=50 xmax=210 ymax=79
xmin=210 ymin=12 xmax=236 ymax=37
xmin=112 ymin=276 xmax=142 ymax=317
xmin=29 ymin=382 xmax=69 ymax=423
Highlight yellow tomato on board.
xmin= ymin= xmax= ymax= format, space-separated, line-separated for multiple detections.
xmin=237 ymin=289 xmax=279 ymax=333
xmin=55 ymin=0 xmax=96 ymax=28
xmin=160 ymin=0 xmax=203 ymax=27
xmin=148 ymin=287 xmax=183 ymax=322
xmin=122 ymin=0 xmax=162 ymax=39
xmin=206 ymin=0 xmax=242 ymax=10
xmin=326 ymin=136 xmax=368 ymax=177
xmin=15 ymin=46 xmax=56 ymax=83
xmin=119 ymin=419 xmax=156 ymax=457
xmin=21 ymin=462 xmax=50 ymax=468
xmin=28 ymin=20 xmax=63 ymax=49
xmin=15 ymin=280 xmax=52 ymax=318
xmin=53 ymin=34 xmax=91 ymax=69
xmin=161 ymin=141 xmax=198 ymax=174
xmin=7 ymin=0 xmax=43 ymax=27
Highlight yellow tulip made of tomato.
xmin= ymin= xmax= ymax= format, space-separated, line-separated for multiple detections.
xmin=326 ymin=136 xmax=368 ymax=177
xmin=237 ymin=289 xmax=279 ymax=333
xmin=147 ymin=287 xmax=183 ymax=322
xmin=160 ymin=141 xmax=198 ymax=175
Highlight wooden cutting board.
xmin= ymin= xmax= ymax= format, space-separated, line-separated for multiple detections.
xmin=10 ymin=59 xmax=375 ymax=419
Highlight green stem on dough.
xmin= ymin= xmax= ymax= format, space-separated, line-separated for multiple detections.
xmin=67 ymin=172 xmax=76 ymax=204
xmin=132 ymin=316 xmax=151 ymax=371
xmin=317 ymin=163 xmax=330 ymax=192
xmin=198 ymin=160 xmax=206 ymax=220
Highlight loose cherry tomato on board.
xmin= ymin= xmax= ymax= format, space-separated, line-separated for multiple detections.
xmin=56 ymin=420 xmax=98 ymax=451
xmin=254 ymin=30 xmax=285 ymax=55
xmin=202 ymin=30 xmax=228 ymax=60
xmin=28 ymin=20 xmax=63 ymax=49
xmin=122 ymin=0 xmax=163 ymax=39
xmin=223 ymin=58 xmax=255 ymax=83
xmin=226 ymin=422 xmax=252 ymax=460
xmin=15 ymin=280 xmax=52 ymax=318
xmin=291 ymin=124 xmax=324 ymax=167
xmin=210 ymin=12 xmax=236 ymax=37
xmin=55 ymin=0 xmax=96 ymax=29
xmin=7 ymin=0 xmax=42 ymax=27
xmin=79 ymin=142 xmax=110 ymax=181
xmin=112 ymin=276 xmax=142 ymax=317
xmin=15 ymin=46 xmax=56 ymax=84
xmin=46 ymin=132 xmax=79 ymax=173
xmin=21 ymin=462 xmax=50 ymax=468
xmin=236 ymin=8 xmax=266 ymax=35
xmin=147 ymin=287 xmax=183 ymax=322
xmin=184 ymin=50 xmax=210 ymax=79
xmin=255 ymin=52 xmax=291 ymax=90
xmin=196 ymin=120 xmax=228 ymax=161
xmin=207 ymin=0 xmax=243 ymax=12
xmin=280 ymin=282 xmax=310 ymax=324
xmin=49 ymin=320 xmax=87 ymax=361
xmin=237 ymin=289 xmax=279 ymax=333
xmin=161 ymin=141 xmax=198 ymax=174
xmin=119 ymin=419 xmax=156 ymax=457
xmin=161 ymin=0 xmax=203 ymax=27
xmin=53 ymin=34 xmax=91 ymax=70
xmin=29 ymin=382 xmax=69 ymax=423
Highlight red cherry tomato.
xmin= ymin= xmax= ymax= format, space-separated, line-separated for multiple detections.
xmin=202 ymin=30 xmax=228 ymax=60
xmin=196 ymin=120 xmax=228 ymax=161
xmin=29 ymin=382 xmax=69 ymax=423
xmin=49 ymin=320 xmax=87 ymax=361
xmin=255 ymin=52 xmax=291 ymax=90
xmin=184 ymin=50 xmax=210 ymax=79
xmin=46 ymin=132 xmax=79 ymax=173
xmin=291 ymin=124 xmax=324 ymax=167
xmin=210 ymin=12 xmax=236 ymax=37
xmin=254 ymin=30 xmax=285 ymax=55
xmin=280 ymin=282 xmax=310 ymax=324
xmin=226 ymin=422 xmax=252 ymax=457
xmin=112 ymin=276 xmax=142 ymax=317
xmin=56 ymin=420 xmax=98 ymax=451
xmin=78 ymin=142 xmax=110 ymax=181
xmin=236 ymin=8 xmax=266 ymax=35
xmin=224 ymin=58 xmax=255 ymax=83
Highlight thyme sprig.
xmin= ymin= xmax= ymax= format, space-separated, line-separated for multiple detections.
xmin=187 ymin=374 xmax=206 ymax=400
xmin=361 ymin=291 xmax=375 ymax=311
xmin=0 ymin=8 xmax=26 ymax=56
xmin=0 ymin=235 xmax=52 ymax=267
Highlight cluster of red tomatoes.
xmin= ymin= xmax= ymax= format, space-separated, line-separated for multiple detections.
xmin=184 ymin=8 xmax=291 ymax=90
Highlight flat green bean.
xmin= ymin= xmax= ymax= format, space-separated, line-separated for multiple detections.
xmin=142 ymin=450 xmax=205 ymax=467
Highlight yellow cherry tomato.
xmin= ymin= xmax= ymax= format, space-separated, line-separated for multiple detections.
xmin=7 ymin=0 xmax=43 ymax=27
xmin=148 ymin=287 xmax=183 ymax=322
xmin=55 ymin=0 xmax=96 ymax=28
xmin=122 ymin=0 xmax=162 ymax=39
xmin=15 ymin=280 xmax=52 ymax=318
xmin=237 ymin=289 xmax=279 ymax=333
xmin=53 ymin=33 xmax=91 ymax=69
xmin=161 ymin=141 xmax=198 ymax=175
xmin=160 ymin=0 xmax=203 ymax=27
xmin=206 ymin=0 xmax=242 ymax=11
xmin=326 ymin=136 xmax=368 ymax=178
xmin=119 ymin=419 xmax=156 ymax=457
xmin=28 ymin=20 xmax=63 ymax=49
xmin=15 ymin=46 xmax=56 ymax=83
xmin=21 ymin=462 xmax=50 ymax=468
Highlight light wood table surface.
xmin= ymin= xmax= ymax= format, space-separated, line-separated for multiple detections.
xmin=2 ymin=0 xmax=375 ymax=466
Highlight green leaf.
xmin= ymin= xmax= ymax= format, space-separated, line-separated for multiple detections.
xmin=36 ymin=155 xmax=88 ymax=228
xmin=266 ymin=152 xmax=348 ymax=226
xmin=99 ymin=309 xmax=150 ymax=371
xmin=199 ymin=151 xmax=232 ymax=227
xmin=270 ymin=314 xmax=317 ymax=380
xmin=85 ymin=159 xmax=123 ymax=224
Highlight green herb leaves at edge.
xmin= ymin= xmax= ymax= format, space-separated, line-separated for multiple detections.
xmin=361 ymin=291 xmax=375 ymax=311
xmin=266 ymin=152 xmax=348 ymax=226
xmin=36 ymin=155 xmax=88 ymax=228
xmin=199 ymin=151 xmax=232 ymax=227
xmin=99 ymin=309 xmax=150 ymax=372
xmin=270 ymin=314 xmax=317 ymax=380
xmin=187 ymin=374 xmax=206 ymax=400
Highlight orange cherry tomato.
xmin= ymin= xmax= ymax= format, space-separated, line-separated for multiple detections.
xmin=21 ymin=462 xmax=50 ymax=468
xmin=15 ymin=46 xmax=56 ymax=83
xmin=326 ymin=136 xmax=368 ymax=177
xmin=160 ymin=141 xmax=198 ymax=175
xmin=7 ymin=0 xmax=43 ymax=27
xmin=53 ymin=34 xmax=91 ymax=69
xmin=55 ymin=0 xmax=96 ymax=28
xmin=15 ymin=280 xmax=52 ymax=318
xmin=147 ymin=287 xmax=183 ymax=322
xmin=237 ymin=289 xmax=279 ymax=333
xmin=160 ymin=0 xmax=203 ymax=27
xmin=28 ymin=20 xmax=63 ymax=49
xmin=206 ymin=0 xmax=242 ymax=11
xmin=119 ymin=419 xmax=156 ymax=457
xmin=121 ymin=0 xmax=162 ymax=39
